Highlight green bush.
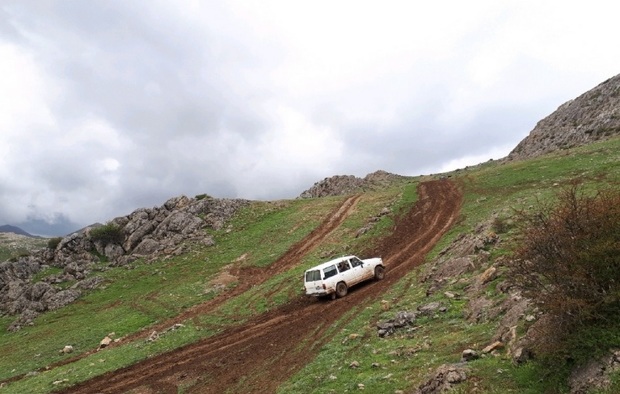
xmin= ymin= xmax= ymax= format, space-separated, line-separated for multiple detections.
xmin=509 ymin=186 xmax=620 ymax=363
xmin=90 ymin=223 xmax=123 ymax=244
xmin=47 ymin=237 xmax=62 ymax=250
xmin=491 ymin=216 xmax=511 ymax=234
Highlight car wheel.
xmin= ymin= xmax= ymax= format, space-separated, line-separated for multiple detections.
xmin=336 ymin=282 xmax=348 ymax=298
xmin=374 ymin=266 xmax=385 ymax=280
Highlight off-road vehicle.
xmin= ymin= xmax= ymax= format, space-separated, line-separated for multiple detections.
xmin=303 ymin=255 xmax=384 ymax=299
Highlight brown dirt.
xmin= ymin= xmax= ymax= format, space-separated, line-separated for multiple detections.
xmin=60 ymin=179 xmax=462 ymax=394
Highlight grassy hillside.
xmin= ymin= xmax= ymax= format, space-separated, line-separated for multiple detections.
xmin=1 ymin=136 xmax=619 ymax=393
xmin=0 ymin=233 xmax=48 ymax=262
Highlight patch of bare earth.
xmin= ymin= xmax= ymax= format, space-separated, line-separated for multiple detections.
xmin=60 ymin=180 xmax=462 ymax=394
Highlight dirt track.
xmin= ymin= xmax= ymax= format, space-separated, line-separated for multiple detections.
xmin=61 ymin=179 xmax=462 ymax=394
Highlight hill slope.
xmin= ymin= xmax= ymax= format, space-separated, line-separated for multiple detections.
xmin=62 ymin=180 xmax=461 ymax=393
xmin=0 ymin=225 xmax=37 ymax=237
xmin=0 ymin=232 xmax=47 ymax=263
xmin=509 ymin=72 xmax=620 ymax=160
xmin=2 ymin=135 xmax=616 ymax=393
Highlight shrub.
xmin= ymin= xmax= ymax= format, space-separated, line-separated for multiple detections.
xmin=90 ymin=223 xmax=123 ymax=244
xmin=491 ymin=216 xmax=512 ymax=234
xmin=47 ymin=237 xmax=62 ymax=250
xmin=509 ymin=186 xmax=620 ymax=362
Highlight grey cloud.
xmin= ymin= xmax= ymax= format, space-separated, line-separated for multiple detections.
xmin=18 ymin=215 xmax=76 ymax=238
xmin=8 ymin=1 xmax=270 ymax=143
xmin=1 ymin=1 xmax=617 ymax=237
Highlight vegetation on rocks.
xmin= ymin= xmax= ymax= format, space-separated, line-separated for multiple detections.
xmin=89 ymin=223 xmax=123 ymax=245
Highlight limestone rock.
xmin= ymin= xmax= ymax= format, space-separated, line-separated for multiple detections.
xmin=0 ymin=195 xmax=250 ymax=320
xmin=509 ymin=73 xmax=620 ymax=161
xmin=299 ymin=170 xmax=403 ymax=198
xmin=416 ymin=364 xmax=467 ymax=394
xmin=461 ymin=349 xmax=479 ymax=362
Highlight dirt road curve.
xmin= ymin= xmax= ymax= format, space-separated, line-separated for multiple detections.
xmin=61 ymin=179 xmax=462 ymax=394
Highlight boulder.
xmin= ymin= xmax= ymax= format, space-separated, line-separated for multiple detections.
xmin=7 ymin=309 xmax=39 ymax=332
xmin=29 ymin=282 xmax=53 ymax=301
xmin=47 ymin=289 xmax=81 ymax=310
xmin=132 ymin=238 xmax=161 ymax=255
xmin=377 ymin=311 xmax=416 ymax=337
xmin=461 ymin=349 xmax=479 ymax=362
xmin=416 ymin=364 xmax=467 ymax=394
xmin=104 ymin=243 xmax=125 ymax=260
xmin=417 ymin=302 xmax=445 ymax=315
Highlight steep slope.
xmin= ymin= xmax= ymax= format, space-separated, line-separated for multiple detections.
xmin=61 ymin=180 xmax=462 ymax=394
xmin=508 ymin=73 xmax=620 ymax=160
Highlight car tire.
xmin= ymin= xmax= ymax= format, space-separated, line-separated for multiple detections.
xmin=374 ymin=266 xmax=385 ymax=280
xmin=336 ymin=282 xmax=348 ymax=298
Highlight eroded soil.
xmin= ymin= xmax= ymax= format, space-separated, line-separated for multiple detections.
xmin=61 ymin=179 xmax=462 ymax=394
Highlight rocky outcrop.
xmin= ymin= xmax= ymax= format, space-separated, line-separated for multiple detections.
xmin=508 ymin=73 xmax=620 ymax=160
xmin=569 ymin=350 xmax=620 ymax=393
xmin=299 ymin=170 xmax=404 ymax=198
xmin=0 ymin=195 xmax=250 ymax=329
xmin=416 ymin=364 xmax=468 ymax=394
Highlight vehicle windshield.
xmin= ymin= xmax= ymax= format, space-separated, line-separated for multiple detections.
xmin=305 ymin=270 xmax=321 ymax=282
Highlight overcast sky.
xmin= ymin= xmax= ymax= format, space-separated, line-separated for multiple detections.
xmin=1 ymin=1 xmax=619 ymax=236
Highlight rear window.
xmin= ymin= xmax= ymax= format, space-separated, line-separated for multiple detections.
xmin=323 ymin=265 xmax=338 ymax=279
xmin=305 ymin=270 xmax=321 ymax=282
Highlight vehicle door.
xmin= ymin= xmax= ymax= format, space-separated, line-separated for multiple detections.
xmin=304 ymin=269 xmax=323 ymax=295
xmin=336 ymin=259 xmax=356 ymax=285
xmin=348 ymin=256 xmax=368 ymax=284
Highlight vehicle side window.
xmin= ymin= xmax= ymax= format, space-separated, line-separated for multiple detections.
xmin=337 ymin=261 xmax=351 ymax=273
xmin=323 ymin=265 xmax=338 ymax=279
xmin=350 ymin=257 xmax=363 ymax=267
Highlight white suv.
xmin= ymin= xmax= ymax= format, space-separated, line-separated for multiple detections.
xmin=304 ymin=255 xmax=385 ymax=299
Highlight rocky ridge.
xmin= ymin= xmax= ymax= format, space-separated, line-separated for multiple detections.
xmin=299 ymin=170 xmax=405 ymax=198
xmin=508 ymin=73 xmax=620 ymax=160
xmin=0 ymin=195 xmax=249 ymax=331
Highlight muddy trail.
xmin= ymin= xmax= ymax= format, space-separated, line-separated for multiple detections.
xmin=61 ymin=179 xmax=462 ymax=394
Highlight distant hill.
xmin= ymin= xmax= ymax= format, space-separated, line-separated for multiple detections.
xmin=0 ymin=224 xmax=38 ymax=238
xmin=509 ymin=73 xmax=620 ymax=160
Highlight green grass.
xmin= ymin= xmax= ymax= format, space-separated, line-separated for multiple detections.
xmin=281 ymin=137 xmax=620 ymax=393
xmin=278 ymin=264 xmax=501 ymax=393
xmin=0 ymin=180 xmax=411 ymax=392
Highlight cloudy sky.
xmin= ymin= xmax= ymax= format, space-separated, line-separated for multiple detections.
xmin=1 ymin=1 xmax=618 ymax=236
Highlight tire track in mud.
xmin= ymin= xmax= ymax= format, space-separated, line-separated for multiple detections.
xmin=61 ymin=179 xmax=462 ymax=394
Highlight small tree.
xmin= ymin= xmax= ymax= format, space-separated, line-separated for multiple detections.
xmin=509 ymin=186 xmax=620 ymax=361
xmin=90 ymin=223 xmax=123 ymax=245
xmin=47 ymin=237 xmax=62 ymax=250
